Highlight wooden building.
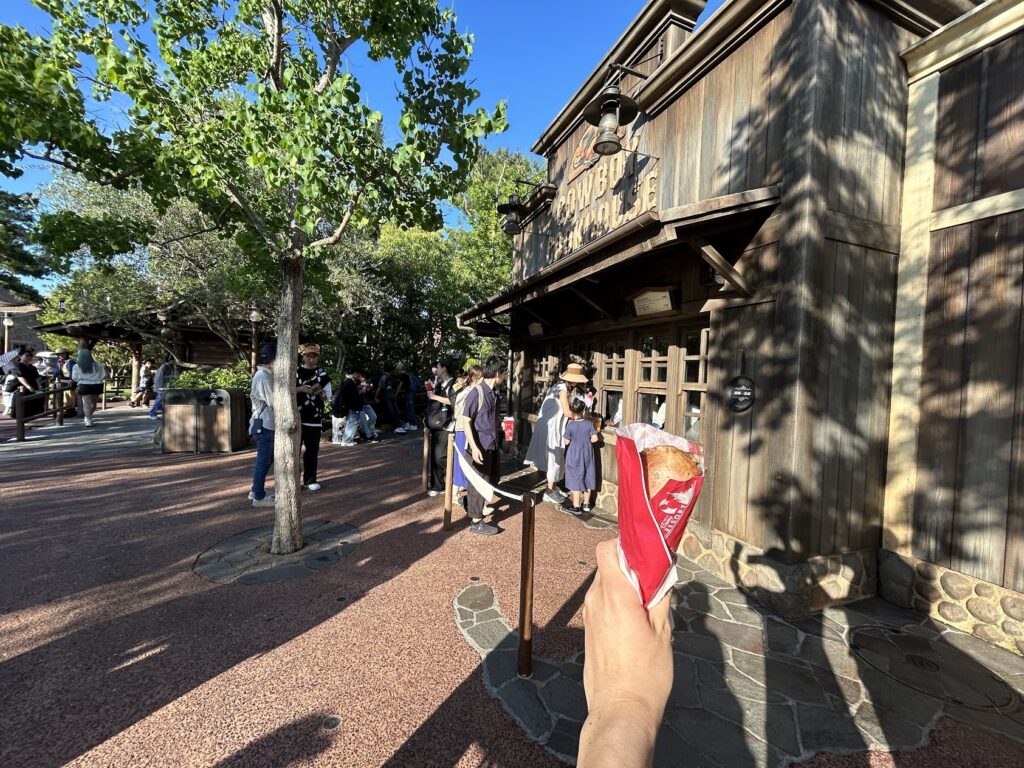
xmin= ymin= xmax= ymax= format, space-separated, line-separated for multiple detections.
xmin=460 ymin=0 xmax=1024 ymax=653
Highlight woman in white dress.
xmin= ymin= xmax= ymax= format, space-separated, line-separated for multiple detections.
xmin=525 ymin=362 xmax=589 ymax=503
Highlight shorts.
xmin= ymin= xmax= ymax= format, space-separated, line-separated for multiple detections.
xmin=77 ymin=383 xmax=103 ymax=396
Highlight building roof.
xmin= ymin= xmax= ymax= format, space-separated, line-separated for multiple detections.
xmin=532 ymin=0 xmax=983 ymax=157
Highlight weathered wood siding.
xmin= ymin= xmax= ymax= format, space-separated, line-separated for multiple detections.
xmin=913 ymin=211 xmax=1024 ymax=589
xmin=934 ymin=29 xmax=1024 ymax=210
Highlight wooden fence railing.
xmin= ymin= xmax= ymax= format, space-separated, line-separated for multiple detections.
xmin=13 ymin=383 xmax=72 ymax=441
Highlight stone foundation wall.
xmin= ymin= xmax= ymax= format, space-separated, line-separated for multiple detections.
xmin=678 ymin=521 xmax=878 ymax=620
xmin=879 ymin=549 xmax=1024 ymax=656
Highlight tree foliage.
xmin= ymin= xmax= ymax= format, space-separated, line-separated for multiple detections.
xmin=0 ymin=0 xmax=506 ymax=553
xmin=0 ymin=191 xmax=50 ymax=302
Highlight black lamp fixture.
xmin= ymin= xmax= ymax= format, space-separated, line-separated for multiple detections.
xmin=583 ymin=83 xmax=640 ymax=157
xmin=496 ymin=194 xmax=525 ymax=235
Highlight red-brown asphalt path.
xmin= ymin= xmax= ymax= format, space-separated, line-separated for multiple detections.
xmin=0 ymin=410 xmax=611 ymax=768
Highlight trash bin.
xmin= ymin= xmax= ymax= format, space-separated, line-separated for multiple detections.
xmin=197 ymin=388 xmax=248 ymax=452
xmin=163 ymin=388 xmax=248 ymax=453
xmin=162 ymin=388 xmax=202 ymax=453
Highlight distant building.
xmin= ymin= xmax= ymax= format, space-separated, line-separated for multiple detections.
xmin=0 ymin=288 xmax=45 ymax=352
xmin=461 ymin=0 xmax=1024 ymax=653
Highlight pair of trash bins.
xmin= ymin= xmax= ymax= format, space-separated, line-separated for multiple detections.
xmin=162 ymin=388 xmax=249 ymax=453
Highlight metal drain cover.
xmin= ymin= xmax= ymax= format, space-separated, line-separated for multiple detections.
xmin=850 ymin=626 xmax=1018 ymax=711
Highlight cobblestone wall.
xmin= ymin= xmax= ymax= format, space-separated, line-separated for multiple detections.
xmin=880 ymin=550 xmax=1024 ymax=656
xmin=678 ymin=521 xmax=878 ymax=620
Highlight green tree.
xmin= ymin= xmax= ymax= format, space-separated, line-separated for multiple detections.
xmin=0 ymin=191 xmax=50 ymax=302
xmin=1 ymin=1 xmax=505 ymax=553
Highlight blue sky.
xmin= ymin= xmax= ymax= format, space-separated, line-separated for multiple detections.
xmin=1 ymin=0 xmax=726 ymax=197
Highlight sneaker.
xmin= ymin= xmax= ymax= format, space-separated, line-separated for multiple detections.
xmin=542 ymin=491 xmax=563 ymax=504
xmin=306 ymin=482 xmax=321 ymax=491
xmin=405 ymin=423 xmax=419 ymax=431
xmin=252 ymin=494 xmax=275 ymax=507
xmin=84 ymin=417 xmax=94 ymax=427
xmin=427 ymin=489 xmax=441 ymax=497
xmin=368 ymin=436 xmax=382 ymax=443
xmin=394 ymin=427 xmax=407 ymax=434
xmin=561 ymin=503 xmax=583 ymax=517
xmin=469 ymin=521 xmax=500 ymax=536
xmin=582 ymin=503 xmax=591 ymax=513
xmin=248 ymin=491 xmax=255 ymax=500
xmin=339 ymin=441 xmax=357 ymax=447
xmin=553 ymin=488 xmax=569 ymax=501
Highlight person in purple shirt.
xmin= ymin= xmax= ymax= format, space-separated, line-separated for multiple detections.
xmin=460 ymin=355 xmax=504 ymax=536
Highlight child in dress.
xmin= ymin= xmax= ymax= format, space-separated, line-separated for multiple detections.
xmin=562 ymin=397 xmax=599 ymax=515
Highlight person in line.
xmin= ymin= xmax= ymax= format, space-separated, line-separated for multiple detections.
xmin=562 ymin=397 xmax=599 ymax=515
xmin=333 ymin=367 xmax=376 ymax=446
xmin=395 ymin=362 xmax=420 ymax=432
xmin=129 ymin=359 xmax=155 ymax=407
xmin=425 ymin=359 xmax=455 ymax=497
xmin=295 ymin=343 xmax=331 ymax=491
xmin=4 ymin=348 xmax=42 ymax=418
xmin=451 ymin=364 xmax=483 ymax=508
xmin=374 ymin=366 xmax=402 ymax=433
xmin=71 ymin=343 xmax=105 ymax=427
xmin=149 ymin=358 xmax=175 ymax=420
xmin=524 ymin=362 xmax=588 ymax=504
xmin=54 ymin=348 xmax=77 ymax=418
xmin=249 ymin=342 xmax=276 ymax=507
xmin=460 ymin=356 xmax=504 ymax=536
xmin=578 ymin=539 xmax=672 ymax=768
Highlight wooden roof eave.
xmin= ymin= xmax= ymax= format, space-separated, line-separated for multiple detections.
xmin=459 ymin=185 xmax=781 ymax=327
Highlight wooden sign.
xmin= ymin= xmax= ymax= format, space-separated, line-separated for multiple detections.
xmin=632 ymin=288 xmax=673 ymax=317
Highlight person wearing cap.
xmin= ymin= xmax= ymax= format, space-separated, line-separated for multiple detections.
xmin=296 ymin=343 xmax=332 ymax=491
xmin=525 ymin=362 xmax=588 ymax=504
xmin=250 ymin=342 xmax=277 ymax=507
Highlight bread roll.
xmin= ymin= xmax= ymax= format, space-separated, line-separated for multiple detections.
xmin=641 ymin=444 xmax=699 ymax=497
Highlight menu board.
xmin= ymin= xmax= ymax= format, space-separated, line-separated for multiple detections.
xmin=633 ymin=289 xmax=673 ymax=317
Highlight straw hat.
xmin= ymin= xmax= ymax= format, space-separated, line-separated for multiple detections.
xmin=559 ymin=363 xmax=588 ymax=383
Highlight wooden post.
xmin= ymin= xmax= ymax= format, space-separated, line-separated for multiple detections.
xmin=517 ymin=491 xmax=537 ymax=678
xmin=14 ymin=393 xmax=24 ymax=441
xmin=101 ymin=379 xmax=107 ymax=411
xmin=56 ymin=386 xmax=64 ymax=426
xmin=442 ymin=430 xmax=456 ymax=530
xmin=421 ymin=427 xmax=430 ymax=491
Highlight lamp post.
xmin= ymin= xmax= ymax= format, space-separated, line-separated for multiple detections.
xmin=248 ymin=308 xmax=262 ymax=373
xmin=2 ymin=313 xmax=14 ymax=353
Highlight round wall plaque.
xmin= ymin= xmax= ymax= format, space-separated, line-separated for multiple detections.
xmin=725 ymin=376 xmax=755 ymax=413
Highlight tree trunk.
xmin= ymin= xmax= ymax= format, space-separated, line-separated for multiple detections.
xmin=130 ymin=344 xmax=142 ymax=393
xmin=270 ymin=252 xmax=305 ymax=555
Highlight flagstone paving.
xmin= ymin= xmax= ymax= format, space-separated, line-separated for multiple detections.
xmin=456 ymin=560 xmax=1024 ymax=767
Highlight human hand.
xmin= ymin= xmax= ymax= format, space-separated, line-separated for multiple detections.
xmin=579 ymin=539 xmax=672 ymax=767
xmin=471 ymin=445 xmax=483 ymax=464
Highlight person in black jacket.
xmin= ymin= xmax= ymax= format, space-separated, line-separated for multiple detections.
xmin=426 ymin=359 xmax=456 ymax=496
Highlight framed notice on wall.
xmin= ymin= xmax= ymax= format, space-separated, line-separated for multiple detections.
xmin=629 ymin=287 xmax=674 ymax=318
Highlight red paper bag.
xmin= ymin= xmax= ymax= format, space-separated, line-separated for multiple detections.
xmin=615 ymin=423 xmax=705 ymax=608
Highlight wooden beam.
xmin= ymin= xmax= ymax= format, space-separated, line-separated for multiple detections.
xmin=694 ymin=242 xmax=753 ymax=298
xmin=569 ymin=287 xmax=613 ymax=319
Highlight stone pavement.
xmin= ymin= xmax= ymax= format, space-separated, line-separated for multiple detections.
xmin=0 ymin=402 xmax=157 ymax=460
xmin=457 ymin=557 xmax=1024 ymax=767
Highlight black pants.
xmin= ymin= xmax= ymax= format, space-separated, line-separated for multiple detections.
xmin=300 ymin=424 xmax=322 ymax=485
xmin=428 ymin=428 xmax=449 ymax=492
xmin=466 ymin=448 xmax=500 ymax=520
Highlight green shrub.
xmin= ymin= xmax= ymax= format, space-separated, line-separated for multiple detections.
xmin=173 ymin=361 xmax=252 ymax=391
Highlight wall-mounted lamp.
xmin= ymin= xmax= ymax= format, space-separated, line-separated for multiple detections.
xmin=497 ymin=194 xmax=525 ymax=235
xmin=583 ymin=84 xmax=640 ymax=157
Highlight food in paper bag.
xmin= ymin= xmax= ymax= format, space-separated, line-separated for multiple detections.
xmin=615 ymin=423 xmax=705 ymax=608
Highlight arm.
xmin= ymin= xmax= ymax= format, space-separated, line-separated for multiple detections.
xmin=578 ymin=540 xmax=672 ymax=768
xmin=461 ymin=389 xmax=482 ymax=463
xmin=590 ymin=434 xmax=599 ymax=443
xmin=558 ymin=386 xmax=572 ymax=418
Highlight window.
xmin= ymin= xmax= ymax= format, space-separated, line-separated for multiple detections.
xmin=678 ymin=327 xmax=709 ymax=443
xmin=599 ymin=338 xmax=627 ymax=427
xmin=638 ymin=332 xmax=670 ymax=383
xmin=529 ymin=346 xmax=552 ymax=412
xmin=638 ymin=393 xmax=668 ymax=429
